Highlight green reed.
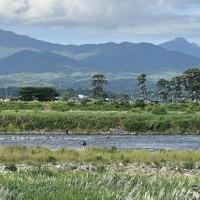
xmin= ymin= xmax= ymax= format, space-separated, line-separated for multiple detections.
xmin=0 ymin=109 xmax=200 ymax=133
xmin=0 ymin=168 xmax=200 ymax=200
xmin=0 ymin=100 xmax=199 ymax=134
xmin=0 ymin=146 xmax=200 ymax=168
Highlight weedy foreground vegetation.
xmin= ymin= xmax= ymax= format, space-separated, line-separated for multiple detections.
xmin=0 ymin=146 xmax=200 ymax=199
xmin=1 ymin=146 xmax=200 ymax=166
xmin=0 ymin=169 xmax=200 ymax=200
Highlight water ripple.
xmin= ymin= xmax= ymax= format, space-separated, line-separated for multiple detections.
xmin=0 ymin=134 xmax=200 ymax=150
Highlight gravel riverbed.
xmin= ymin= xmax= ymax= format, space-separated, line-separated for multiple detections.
xmin=1 ymin=162 xmax=200 ymax=176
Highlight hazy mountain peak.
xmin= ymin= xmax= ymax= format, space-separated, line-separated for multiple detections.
xmin=159 ymin=37 xmax=200 ymax=58
xmin=160 ymin=37 xmax=190 ymax=47
xmin=172 ymin=37 xmax=188 ymax=42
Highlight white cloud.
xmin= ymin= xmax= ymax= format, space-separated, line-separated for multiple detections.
xmin=0 ymin=0 xmax=200 ymax=43
xmin=0 ymin=0 xmax=198 ymax=26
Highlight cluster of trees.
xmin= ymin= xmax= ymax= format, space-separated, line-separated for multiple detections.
xmin=19 ymin=87 xmax=58 ymax=101
xmin=157 ymin=68 xmax=200 ymax=102
xmin=138 ymin=68 xmax=200 ymax=102
xmin=18 ymin=74 xmax=108 ymax=102
xmin=91 ymin=68 xmax=200 ymax=103
xmin=17 ymin=68 xmax=200 ymax=102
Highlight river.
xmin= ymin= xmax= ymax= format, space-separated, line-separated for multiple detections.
xmin=0 ymin=133 xmax=200 ymax=150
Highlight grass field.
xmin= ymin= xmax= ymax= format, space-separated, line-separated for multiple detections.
xmin=0 ymin=146 xmax=199 ymax=168
xmin=0 ymin=146 xmax=200 ymax=199
xmin=0 ymin=168 xmax=200 ymax=200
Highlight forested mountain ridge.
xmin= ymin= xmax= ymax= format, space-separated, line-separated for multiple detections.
xmin=0 ymin=29 xmax=200 ymax=91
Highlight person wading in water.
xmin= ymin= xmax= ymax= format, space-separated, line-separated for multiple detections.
xmin=83 ymin=140 xmax=87 ymax=149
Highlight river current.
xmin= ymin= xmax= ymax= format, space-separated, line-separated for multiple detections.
xmin=0 ymin=134 xmax=200 ymax=150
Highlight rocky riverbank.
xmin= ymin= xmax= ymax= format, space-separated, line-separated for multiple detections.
xmin=1 ymin=162 xmax=200 ymax=176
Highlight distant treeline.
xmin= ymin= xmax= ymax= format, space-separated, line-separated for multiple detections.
xmin=1 ymin=67 xmax=200 ymax=102
xmin=0 ymin=87 xmax=91 ymax=99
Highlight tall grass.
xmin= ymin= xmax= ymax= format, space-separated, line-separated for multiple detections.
xmin=0 ymin=146 xmax=200 ymax=167
xmin=0 ymin=110 xmax=200 ymax=133
xmin=1 ymin=101 xmax=199 ymax=112
xmin=0 ymin=146 xmax=200 ymax=199
xmin=0 ymin=168 xmax=199 ymax=200
xmin=0 ymin=101 xmax=199 ymax=134
xmin=0 ymin=101 xmax=44 ymax=111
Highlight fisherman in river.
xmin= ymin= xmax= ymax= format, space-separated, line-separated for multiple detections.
xmin=83 ymin=140 xmax=87 ymax=149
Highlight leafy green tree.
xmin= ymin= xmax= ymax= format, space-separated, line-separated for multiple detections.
xmin=19 ymin=87 xmax=35 ymax=101
xmin=170 ymin=76 xmax=183 ymax=102
xmin=182 ymin=68 xmax=200 ymax=101
xmin=36 ymin=87 xmax=58 ymax=101
xmin=137 ymin=74 xmax=149 ymax=102
xmin=156 ymin=79 xmax=170 ymax=102
xmin=19 ymin=87 xmax=58 ymax=101
xmin=91 ymin=74 xmax=108 ymax=99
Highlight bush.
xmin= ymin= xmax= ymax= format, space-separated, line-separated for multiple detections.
xmin=80 ymin=98 xmax=90 ymax=106
xmin=110 ymin=146 xmax=117 ymax=153
xmin=96 ymin=164 xmax=106 ymax=173
xmin=94 ymin=99 xmax=105 ymax=105
xmin=47 ymin=156 xmax=57 ymax=165
xmin=133 ymin=99 xmax=146 ymax=110
xmin=5 ymin=164 xmax=17 ymax=172
xmin=68 ymin=101 xmax=75 ymax=106
xmin=183 ymin=158 xmax=195 ymax=169
xmin=151 ymin=105 xmax=168 ymax=115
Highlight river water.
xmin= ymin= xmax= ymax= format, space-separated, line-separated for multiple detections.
xmin=0 ymin=134 xmax=200 ymax=150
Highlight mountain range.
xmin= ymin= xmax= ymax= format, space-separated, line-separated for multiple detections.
xmin=0 ymin=29 xmax=200 ymax=91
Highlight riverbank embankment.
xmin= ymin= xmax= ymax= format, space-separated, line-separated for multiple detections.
xmin=0 ymin=110 xmax=200 ymax=134
xmin=0 ymin=101 xmax=200 ymax=134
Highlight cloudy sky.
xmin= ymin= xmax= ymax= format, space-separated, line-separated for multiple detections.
xmin=0 ymin=0 xmax=200 ymax=45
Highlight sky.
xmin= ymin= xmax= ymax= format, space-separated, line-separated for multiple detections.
xmin=0 ymin=0 xmax=200 ymax=45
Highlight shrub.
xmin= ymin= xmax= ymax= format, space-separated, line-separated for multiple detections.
xmin=110 ymin=146 xmax=117 ymax=153
xmin=96 ymin=155 xmax=104 ymax=161
xmin=80 ymin=99 xmax=90 ymax=106
xmin=47 ymin=156 xmax=57 ymax=165
xmin=122 ymin=158 xmax=131 ymax=165
xmin=152 ymin=105 xmax=168 ymax=115
xmin=134 ymin=99 xmax=146 ymax=110
xmin=96 ymin=164 xmax=106 ymax=173
xmin=94 ymin=99 xmax=105 ymax=105
xmin=5 ymin=164 xmax=17 ymax=172
xmin=183 ymin=158 xmax=195 ymax=169
xmin=68 ymin=101 xmax=75 ymax=106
